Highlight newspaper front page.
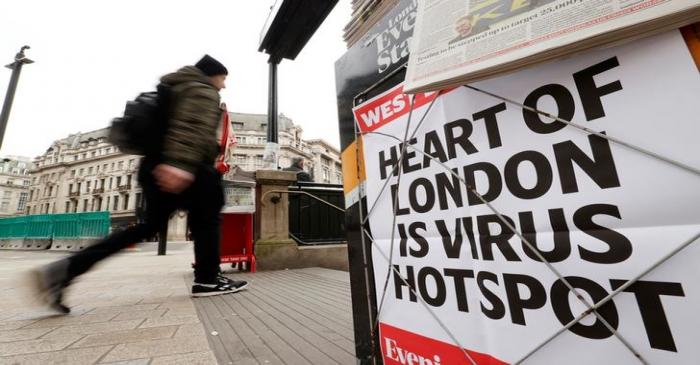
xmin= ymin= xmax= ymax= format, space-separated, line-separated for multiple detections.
xmin=404 ymin=0 xmax=700 ymax=93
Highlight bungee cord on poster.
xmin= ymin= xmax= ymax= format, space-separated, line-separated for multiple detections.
xmin=353 ymin=74 xmax=700 ymax=364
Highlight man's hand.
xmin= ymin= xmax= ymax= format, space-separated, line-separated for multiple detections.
xmin=153 ymin=164 xmax=195 ymax=194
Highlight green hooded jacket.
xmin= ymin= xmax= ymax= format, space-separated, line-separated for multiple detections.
xmin=160 ymin=66 xmax=222 ymax=174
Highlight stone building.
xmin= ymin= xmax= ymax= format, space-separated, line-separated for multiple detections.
xmin=227 ymin=112 xmax=342 ymax=184
xmin=26 ymin=112 xmax=341 ymax=239
xmin=0 ymin=156 xmax=32 ymax=216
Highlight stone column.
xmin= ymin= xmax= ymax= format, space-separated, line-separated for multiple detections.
xmin=167 ymin=212 xmax=188 ymax=241
xmin=254 ymin=170 xmax=297 ymax=270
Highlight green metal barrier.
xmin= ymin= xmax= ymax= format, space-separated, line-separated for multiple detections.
xmin=78 ymin=212 xmax=110 ymax=238
xmin=0 ymin=217 xmax=27 ymax=239
xmin=51 ymin=214 xmax=79 ymax=239
xmin=26 ymin=215 xmax=53 ymax=239
xmin=0 ymin=212 xmax=110 ymax=240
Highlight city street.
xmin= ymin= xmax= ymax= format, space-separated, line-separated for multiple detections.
xmin=0 ymin=245 xmax=354 ymax=365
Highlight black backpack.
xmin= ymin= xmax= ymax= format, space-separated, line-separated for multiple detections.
xmin=108 ymin=83 xmax=172 ymax=156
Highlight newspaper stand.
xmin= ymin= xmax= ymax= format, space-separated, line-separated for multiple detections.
xmin=219 ymin=179 xmax=256 ymax=272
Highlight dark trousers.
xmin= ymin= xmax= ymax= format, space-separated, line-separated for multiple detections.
xmin=65 ymin=160 xmax=225 ymax=284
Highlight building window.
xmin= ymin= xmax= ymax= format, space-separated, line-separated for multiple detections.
xmin=82 ymin=153 xmax=87 ymax=159
xmin=113 ymin=196 xmax=119 ymax=211
xmin=23 ymin=180 xmax=30 ymax=186
xmin=83 ymin=199 xmax=89 ymax=212
xmin=103 ymin=164 xmax=108 ymax=171
xmin=88 ymin=167 xmax=93 ymax=175
xmin=123 ymin=194 xmax=129 ymax=210
xmin=79 ymin=168 xmax=84 ymax=176
xmin=106 ymin=196 xmax=111 ymax=211
xmin=65 ymin=201 xmax=70 ymax=213
xmin=109 ymin=178 xmax=113 ymax=189
xmin=91 ymin=151 xmax=96 ymax=157
xmin=74 ymin=156 xmax=78 ymax=161
xmin=128 ymin=159 xmax=134 ymax=170
xmin=232 ymin=122 xmax=244 ymax=130
xmin=233 ymin=155 xmax=247 ymax=165
xmin=77 ymin=183 xmax=82 ymax=194
xmin=96 ymin=165 xmax=100 ymax=173
xmin=0 ymin=201 xmax=9 ymax=212
xmin=255 ymin=155 xmax=265 ymax=168
xmin=126 ymin=175 xmax=132 ymax=187
xmin=71 ymin=170 xmax=76 ymax=178
xmin=17 ymin=193 xmax=28 ymax=212
xmin=135 ymin=193 xmax=143 ymax=208
xmin=111 ymin=163 xmax=115 ymax=171
xmin=3 ymin=191 xmax=11 ymax=199
xmin=118 ymin=161 xmax=124 ymax=170
xmin=116 ymin=176 xmax=122 ymax=187
xmin=323 ymin=167 xmax=330 ymax=183
xmin=86 ymin=181 xmax=91 ymax=191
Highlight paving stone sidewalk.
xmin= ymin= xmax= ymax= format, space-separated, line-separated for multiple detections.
xmin=0 ymin=244 xmax=218 ymax=365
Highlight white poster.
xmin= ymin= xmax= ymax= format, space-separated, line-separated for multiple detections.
xmin=355 ymin=30 xmax=700 ymax=364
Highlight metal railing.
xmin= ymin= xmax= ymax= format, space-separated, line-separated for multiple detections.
xmin=291 ymin=183 xmax=346 ymax=245
xmin=117 ymin=184 xmax=131 ymax=192
xmin=263 ymin=182 xmax=346 ymax=245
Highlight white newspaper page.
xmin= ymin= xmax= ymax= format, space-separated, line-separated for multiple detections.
xmin=405 ymin=0 xmax=700 ymax=93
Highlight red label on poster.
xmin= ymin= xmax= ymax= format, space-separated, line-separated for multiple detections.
xmin=353 ymin=85 xmax=453 ymax=134
xmin=379 ymin=323 xmax=508 ymax=365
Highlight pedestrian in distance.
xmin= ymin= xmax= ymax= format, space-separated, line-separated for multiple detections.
xmin=283 ymin=157 xmax=312 ymax=182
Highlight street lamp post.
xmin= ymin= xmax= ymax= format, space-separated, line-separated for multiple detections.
xmin=0 ymin=46 xmax=34 ymax=150
xmin=264 ymin=59 xmax=279 ymax=169
xmin=258 ymin=0 xmax=338 ymax=170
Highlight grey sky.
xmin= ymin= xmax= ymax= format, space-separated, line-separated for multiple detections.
xmin=0 ymin=0 xmax=350 ymax=158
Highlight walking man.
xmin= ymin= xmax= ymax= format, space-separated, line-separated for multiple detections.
xmin=32 ymin=55 xmax=248 ymax=314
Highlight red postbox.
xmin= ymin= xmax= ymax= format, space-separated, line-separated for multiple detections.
xmin=219 ymin=178 xmax=256 ymax=272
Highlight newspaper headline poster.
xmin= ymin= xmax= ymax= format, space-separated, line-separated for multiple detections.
xmin=404 ymin=0 xmax=700 ymax=93
xmin=355 ymin=30 xmax=700 ymax=364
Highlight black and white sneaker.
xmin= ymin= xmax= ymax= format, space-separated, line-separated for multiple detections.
xmin=30 ymin=260 xmax=71 ymax=315
xmin=191 ymin=275 xmax=248 ymax=297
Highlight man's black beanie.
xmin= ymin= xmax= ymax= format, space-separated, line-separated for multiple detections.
xmin=195 ymin=55 xmax=228 ymax=76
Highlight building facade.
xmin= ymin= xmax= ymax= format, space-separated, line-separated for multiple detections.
xmin=227 ymin=112 xmax=342 ymax=184
xmin=26 ymin=129 xmax=143 ymax=225
xmin=0 ymin=156 xmax=32 ymax=216
xmin=25 ymin=112 xmax=341 ymax=238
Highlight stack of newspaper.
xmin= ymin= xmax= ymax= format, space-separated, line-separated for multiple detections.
xmin=344 ymin=0 xmax=400 ymax=47
xmin=404 ymin=0 xmax=700 ymax=93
